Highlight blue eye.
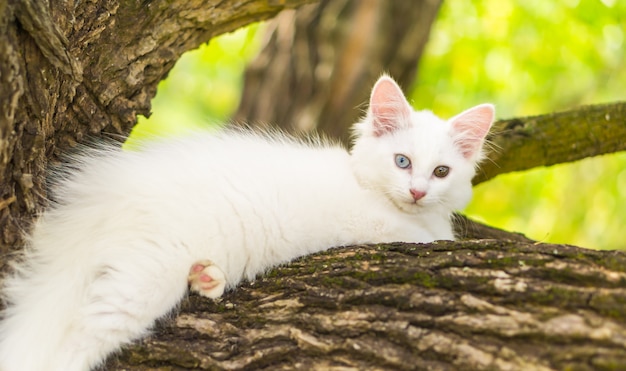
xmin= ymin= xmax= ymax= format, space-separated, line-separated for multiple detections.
xmin=395 ymin=154 xmax=411 ymax=169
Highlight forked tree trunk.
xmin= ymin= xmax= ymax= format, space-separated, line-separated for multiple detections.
xmin=1 ymin=1 xmax=625 ymax=370
xmin=235 ymin=0 xmax=443 ymax=144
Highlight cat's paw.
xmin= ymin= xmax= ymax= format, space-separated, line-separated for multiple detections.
xmin=187 ymin=260 xmax=226 ymax=299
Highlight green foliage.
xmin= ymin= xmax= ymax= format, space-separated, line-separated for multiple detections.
xmin=413 ymin=0 xmax=625 ymax=250
xmin=412 ymin=0 xmax=626 ymax=117
xmin=133 ymin=1 xmax=626 ymax=250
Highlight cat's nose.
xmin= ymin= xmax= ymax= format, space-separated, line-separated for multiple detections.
xmin=410 ymin=189 xmax=426 ymax=201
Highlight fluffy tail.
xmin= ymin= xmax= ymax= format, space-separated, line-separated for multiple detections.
xmin=0 ymin=228 xmax=192 ymax=371
xmin=0 ymin=252 xmax=94 ymax=370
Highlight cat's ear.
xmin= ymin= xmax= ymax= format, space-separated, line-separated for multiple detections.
xmin=367 ymin=75 xmax=412 ymax=136
xmin=449 ymin=104 xmax=495 ymax=160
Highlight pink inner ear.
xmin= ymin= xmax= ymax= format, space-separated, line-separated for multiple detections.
xmin=449 ymin=104 xmax=495 ymax=159
xmin=369 ymin=76 xmax=412 ymax=136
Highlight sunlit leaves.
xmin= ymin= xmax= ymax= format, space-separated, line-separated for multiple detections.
xmin=415 ymin=0 xmax=626 ymax=249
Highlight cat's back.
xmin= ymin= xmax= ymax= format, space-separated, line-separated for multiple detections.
xmin=52 ymin=128 xmax=354 ymax=210
xmin=132 ymin=128 xmax=351 ymax=188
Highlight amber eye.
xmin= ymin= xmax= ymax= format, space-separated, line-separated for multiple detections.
xmin=433 ymin=166 xmax=450 ymax=178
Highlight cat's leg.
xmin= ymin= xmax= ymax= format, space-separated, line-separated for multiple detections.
xmin=187 ymin=260 xmax=226 ymax=298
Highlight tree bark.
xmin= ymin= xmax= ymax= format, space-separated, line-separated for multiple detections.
xmin=234 ymin=0 xmax=442 ymax=144
xmin=2 ymin=1 xmax=626 ymax=370
xmin=475 ymin=101 xmax=626 ymax=185
xmin=0 ymin=0 xmax=318 ymax=253
xmin=108 ymin=239 xmax=626 ymax=370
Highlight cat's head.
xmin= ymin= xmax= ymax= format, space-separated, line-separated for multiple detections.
xmin=350 ymin=75 xmax=494 ymax=215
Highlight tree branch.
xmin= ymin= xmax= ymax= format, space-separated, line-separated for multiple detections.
xmin=3 ymin=3 xmax=626 ymax=369
xmin=454 ymin=214 xmax=534 ymax=243
xmin=109 ymin=240 xmax=626 ymax=370
xmin=475 ymin=101 xmax=626 ymax=184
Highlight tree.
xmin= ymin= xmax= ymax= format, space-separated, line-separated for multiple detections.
xmin=110 ymin=238 xmax=626 ymax=370
xmin=0 ymin=0 xmax=318 ymax=252
xmin=1 ymin=0 xmax=625 ymax=370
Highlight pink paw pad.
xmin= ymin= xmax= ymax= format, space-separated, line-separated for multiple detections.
xmin=187 ymin=260 xmax=226 ymax=299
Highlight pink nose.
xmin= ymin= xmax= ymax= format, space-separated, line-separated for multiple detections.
xmin=410 ymin=189 xmax=426 ymax=201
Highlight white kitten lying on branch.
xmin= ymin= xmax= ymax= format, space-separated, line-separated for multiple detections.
xmin=0 ymin=75 xmax=494 ymax=371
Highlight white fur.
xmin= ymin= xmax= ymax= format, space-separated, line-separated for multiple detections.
xmin=0 ymin=76 xmax=493 ymax=371
xmin=351 ymin=109 xmax=476 ymax=233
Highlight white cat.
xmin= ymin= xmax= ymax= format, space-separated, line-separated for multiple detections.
xmin=0 ymin=75 xmax=494 ymax=371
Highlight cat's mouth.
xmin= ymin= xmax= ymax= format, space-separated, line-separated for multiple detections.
xmin=388 ymin=196 xmax=426 ymax=213
xmin=409 ymin=199 xmax=428 ymax=208
xmin=386 ymin=189 xmax=430 ymax=213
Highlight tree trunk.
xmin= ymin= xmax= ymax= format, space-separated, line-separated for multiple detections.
xmin=234 ymin=0 xmax=443 ymax=144
xmin=0 ymin=0 xmax=317 ymax=253
xmin=2 ymin=1 xmax=626 ymax=370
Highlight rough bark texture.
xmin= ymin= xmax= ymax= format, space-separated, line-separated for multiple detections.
xmin=475 ymin=101 xmax=626 ymax=184
xmin=107 ymin=239 xmax=626 ymax=370
xmin=0 ymin=0 xmax=318 ymax=253
xmin=2 ymin=1 xmax=626 ymax=370
xmin=234 ymin=0 xmax=442 ymax=144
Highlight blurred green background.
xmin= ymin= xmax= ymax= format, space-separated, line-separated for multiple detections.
xmin=129 ymin=0 xmax=626 ymax=250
